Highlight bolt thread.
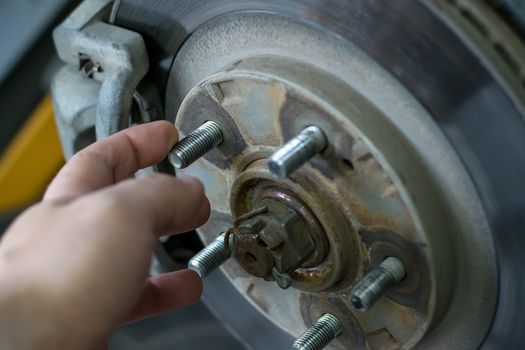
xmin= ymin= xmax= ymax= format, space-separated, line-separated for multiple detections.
xmin=292 ymin=313 xmax=342 ymax=350
xmin=380 ymin=256 xmax=406 ymax=282
xmin=169 ymin=121 xmax=223 ymax=168
xmin=350 ymin=257 xmax=405 ymax=311
xmin=188 ymin=233 xmax=230 ymax=278
xmin=268 ymin=126 xmax=327 ymax=178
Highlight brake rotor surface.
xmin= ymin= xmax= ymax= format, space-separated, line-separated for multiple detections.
xmin=111 ymin=1 xmax=525 ymax=349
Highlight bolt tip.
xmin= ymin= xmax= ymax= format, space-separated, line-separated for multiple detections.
xmin=268 ymin=158 xmax=288 ymax=178
xmin=187 ymin=260 xmax=204 ymax=278
xmin=169 ymin=152 xmax=185 ymax=169
xmin=351 ymin=296 xmax=366 ymax=311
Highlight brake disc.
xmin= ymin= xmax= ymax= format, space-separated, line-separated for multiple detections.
xmin=55 ymin=1 xmax=525 ymax=349
xmin=110 ymin=1 xmax=525 ymax=348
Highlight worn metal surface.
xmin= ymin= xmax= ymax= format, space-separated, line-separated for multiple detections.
xmin=174 ymin=56 xmax=434 ymax=349
xmin=162 ymin=8 xmax=500 ymax=349
xmin=228 ymin=159 xmax=347 ymax=293
xmin=232 ymin=195 xmax=318 ymax=287
xmin=171 ymin=45 xmax=499 ymax=350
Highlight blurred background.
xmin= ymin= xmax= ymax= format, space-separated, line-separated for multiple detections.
xmin=0 ymin=0 xmax=77 ymax=232
xmin=0 ymin=1 xmax=243 ymax=349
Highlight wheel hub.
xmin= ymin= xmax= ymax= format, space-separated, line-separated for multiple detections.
xmin=172 ymin=44 xmax=495 ymax=347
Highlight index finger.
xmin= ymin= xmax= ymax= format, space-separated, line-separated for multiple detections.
xmin=44 ymin=121 xmax=178 ymax=201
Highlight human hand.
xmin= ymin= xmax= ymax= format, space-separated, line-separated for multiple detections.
xmin=0 ymin=121 xmax=210 ymax=350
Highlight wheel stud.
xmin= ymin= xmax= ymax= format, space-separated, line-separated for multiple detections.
xmin=350 ymin=257 xmax=406 ymax=311
xmin=292 ymin=313 xmax=342 ymax=350
xmin=188 ymin=233 xmax=231 ymax=278
xmin=268 ymin=126 xmax=327 ymax=178
xmin=169 ymin=120 xmax=223 ymax=169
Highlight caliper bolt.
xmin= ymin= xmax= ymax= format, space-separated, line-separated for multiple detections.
xmin=268 ymin=126 xmax=327 ymax=178
xmin=350 ymin=256 xmax=406 ymax=311
xmin=188 ymin=233 xmax=231 ymax=278
xmin=169 ymin=120 xmax=223 ymax=168
xmin=292 ymin=313 xmax=342 ymax=350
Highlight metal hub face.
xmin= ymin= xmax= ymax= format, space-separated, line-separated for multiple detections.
xmin=46 ymin=0 xmax=525 ymax=348
xmin=175 ymin=56 xmax=439 ymax=348
xmin=170 ymin=13 xmax=497 ymax=347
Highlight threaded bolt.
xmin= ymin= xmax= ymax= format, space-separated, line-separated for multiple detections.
xmin=292 ymin=313 xmax=342 ymax=350
xmin=188 ymin=233 xmax=231 ymax=278
xmin=350 ymin=257 xmax=406 ymax=311
xmin=268 ymin=126 xmax=327 ymax=178
xmin=169 ymin=121 xmax=223 ymax=169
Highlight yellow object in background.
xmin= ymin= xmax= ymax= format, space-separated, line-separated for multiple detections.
xmin=0 ymin=95 xmax=64 ymax=212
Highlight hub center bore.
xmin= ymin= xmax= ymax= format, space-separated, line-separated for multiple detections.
xmin=233 ymin=192 xmax=320 ymax=288
xmin=229 ymin=158 xmax=352 ymax=292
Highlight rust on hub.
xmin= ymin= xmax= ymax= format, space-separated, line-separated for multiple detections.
xmin=232 ymin=194 xmax=321 ymax=287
